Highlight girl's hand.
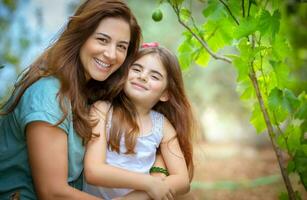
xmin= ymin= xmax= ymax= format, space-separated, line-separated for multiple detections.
xmin=145 ymin=176 xmax=174 ymax=200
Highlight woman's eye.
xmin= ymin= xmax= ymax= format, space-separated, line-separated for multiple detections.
xmin=98 ymin=38 xmax=107 ymax=43
xmin=118 ymin=44 xmax=127 ymax=51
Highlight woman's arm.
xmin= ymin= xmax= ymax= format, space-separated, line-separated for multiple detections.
xmin=26 ymin=122 xmax=101 ymax=200
xmin=159 ymin=118 xmax=190 ymax=195
xmin=84 ymin=102 xmax=173 ymax=200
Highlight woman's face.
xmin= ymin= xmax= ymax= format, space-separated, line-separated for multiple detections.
xmin=80 ymin=17 xmax=131 ymax=81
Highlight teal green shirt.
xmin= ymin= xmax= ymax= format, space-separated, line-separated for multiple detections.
xmin=0 ymin=76 xmax=85 ymax=199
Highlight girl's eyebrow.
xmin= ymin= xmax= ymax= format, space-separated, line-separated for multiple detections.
xmin=132 ymin=62 xmax=164 ymax=78
xmin=132 ymin=63 xmax=143 ymax=68
xmin=96 ymin=32 xmax=129 ymax=45
xmin=151 ymin=70 xmax=163 ymax=78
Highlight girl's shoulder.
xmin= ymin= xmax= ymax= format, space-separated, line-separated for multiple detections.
xmin=151 ymin=110 xmax=176 ymax=141
xmin=159 ymin=113 xmax=176 ymax=141
xmin=92 ymin=101 xmax=111 ymax=111
xmin=90 ymin=101 xmax=112 ymax=119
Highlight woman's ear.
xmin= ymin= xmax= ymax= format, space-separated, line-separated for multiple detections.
xmin=159 ymin=91 xmax=169 ymax=102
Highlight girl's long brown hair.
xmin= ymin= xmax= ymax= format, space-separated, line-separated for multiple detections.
xmin=0 ymin=0 xmax=141 ymax=144
xmin=109 ymin=47 xmax=195 ymax=179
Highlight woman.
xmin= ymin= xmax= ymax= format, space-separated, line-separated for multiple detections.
xmin=0 ymin=0 xmax=141 ymax=199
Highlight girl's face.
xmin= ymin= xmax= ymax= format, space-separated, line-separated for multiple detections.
xmin=80 ymin=17 xmax=131 ymax=81
xmin=124 ymin=53 xmax=169 ymax=107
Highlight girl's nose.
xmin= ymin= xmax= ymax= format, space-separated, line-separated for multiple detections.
xmin=138 ymin=72 xmax=148 ymax=82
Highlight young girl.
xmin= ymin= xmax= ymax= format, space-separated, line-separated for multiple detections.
xmin=83 ymin=44 xmax=195 ymax=200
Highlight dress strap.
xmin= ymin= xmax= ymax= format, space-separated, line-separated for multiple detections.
xmin=150 ymin=110 xmax=164 ymax=138
xmin=105 ymin=107 xmax=113 ymax=138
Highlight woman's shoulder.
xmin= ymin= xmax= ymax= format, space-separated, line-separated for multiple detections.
xmin=29 ymin=76 xmax=60 ymax=92
xmin=21 ymin=76 xmax=62 ymax=109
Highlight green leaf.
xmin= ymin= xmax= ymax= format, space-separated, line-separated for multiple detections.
xmin=258 ymin=9 xmax=280 ymax=39
xmin=195 ymin=48 xmax=210 ymax=67
xmin=234 ymin=16 xmax=258 ymax=39
xmin=233 ymin=56 xmax=249 ymax=82
xmin=268 ymin=87 xmax=283 ymax=109
xmin=282 ymin=89 xmax=300 ymax=114
xmin=296 ymin=103 xmax=307 ymax=120
xmin=258 ymin=10 xmax=271 ymax=35
xmin=272 ymin=35 xmax=291 ymax=61
xmin=269 ymin=61 xmax=289 ymax=88
xmin=293 ymin=150 xmax=307 ymax=189
xmin=301 ymin=120 xmax=307 ymax=133
xmin=286 ymin=125 xmax=301 ymax=154
xmin=204 ymin=18 xmax=235 ymax=52
xmin=237 ymin=38 xmax=254 ymax=62
xmin=287 ymin=160 xmax=295 ymax=174
xmin=250 ymin=104 xmax=267 ymax=133
xmin=277 ymin=134 xmax=287 ymax=150
xmin=267 ymin=87 xmax=288 ymax=124
xmin=202 ymin=0 xmax=227 ymax=21
xmin=179 ymin=7 xmax=191 ymax=23
xmin=271 ymin=10 xmax=281 ymax=39
xmin=302 ymin=144 xmax=307 ymax=156
xmin=236 ymin=78 xmax=255 ymax=100
xmin=178 ymin=40 xmax=194 ymax=69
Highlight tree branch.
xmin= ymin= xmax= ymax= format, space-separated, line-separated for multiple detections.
xmin=248 ymin=0 xmax=252 ymax=17
xmin=242 ymin=0 xmax=245 ymax=17
xmin=248 ymin=63 xmax=296 ymax=200
xmin=249 ymin=67 xmax=296 ymax=199
xmin=218 ymin=0 xmax=240 ymax=25
xmin=171 ymin=4 xmax=232 ymax=64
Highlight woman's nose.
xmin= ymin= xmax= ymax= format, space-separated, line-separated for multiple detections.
xmin=103 ymin=44 xmax=116 ymax=61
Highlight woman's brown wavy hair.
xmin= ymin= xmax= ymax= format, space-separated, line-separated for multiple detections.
xmin=0 ymin=0 xmax=141 ymax=144
xmin=109 ymin=47 xmax=195 ymax=179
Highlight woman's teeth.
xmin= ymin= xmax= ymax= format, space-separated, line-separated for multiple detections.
xmin=95 ymin=58 xmax=110 ymax=68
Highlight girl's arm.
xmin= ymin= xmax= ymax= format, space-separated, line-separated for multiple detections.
xmin=26 ymin=122 xmax=101 ymax=200
xmin=84 ymin=101 xmax=173 ymax=200
xmin=115 ymin=154 xmax=167 ymax=200
xmin=159 ymin=118 xmax=191 ymax=195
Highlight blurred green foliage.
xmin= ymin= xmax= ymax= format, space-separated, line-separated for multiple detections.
xmin=155 ymin=0 xmax=307 ymax=198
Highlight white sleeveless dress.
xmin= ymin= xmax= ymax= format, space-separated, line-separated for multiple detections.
xmin=83 ymin=110 xmax=164 ymax=200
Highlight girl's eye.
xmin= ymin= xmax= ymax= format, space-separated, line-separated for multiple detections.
xmin=151 ymin=75 xmax=160 ymax=80
xmin=132 ymin=67 xmax=141 ymax=72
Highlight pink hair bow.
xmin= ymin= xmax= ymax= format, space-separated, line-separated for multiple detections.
xmin=141 ymin=42 xmax=159 ymax=48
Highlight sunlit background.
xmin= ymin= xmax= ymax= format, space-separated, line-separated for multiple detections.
xmin=0 ymin=0 xmax=306 ymax=199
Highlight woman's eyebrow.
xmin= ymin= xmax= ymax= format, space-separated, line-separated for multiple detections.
xmin=96 ymin=32 xmax=129 ymax=45
xmin=96 ymin=32 xmax=110 ymax=39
